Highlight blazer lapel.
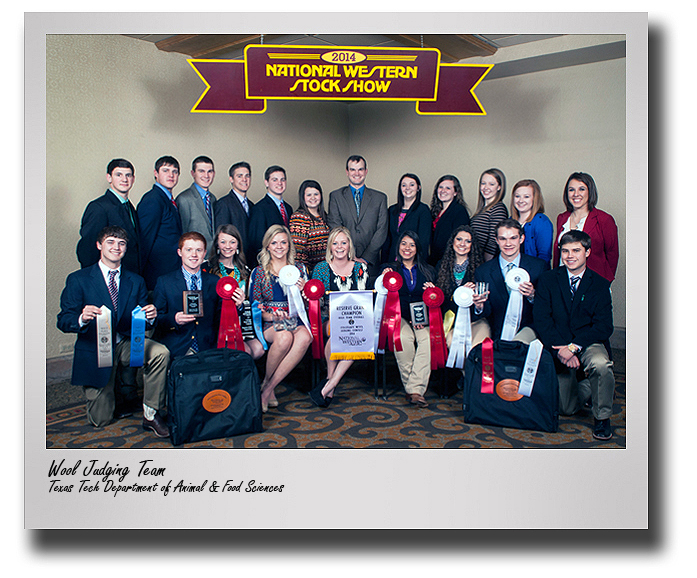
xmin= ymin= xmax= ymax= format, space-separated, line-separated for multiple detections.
xmin=570 ymin=270 xmax=592 ymax=314
xmin=558 ymin=268 xmax=573 ymax=314
xmin=116 ymin=273 xmax=135 ymax=324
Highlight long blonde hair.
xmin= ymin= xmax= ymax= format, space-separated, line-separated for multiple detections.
xmin=257 ymin=224 xmax=296 ymax=283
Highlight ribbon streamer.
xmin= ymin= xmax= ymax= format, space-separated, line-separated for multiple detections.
xmin=480 ymin=337 xmax=495 ymax=394
xmin=424 ymin=287 xmax=447 ymax=369
xmin=380 ymin=271 xmax=403 ymax=352
xmin=216 ymin=277 xmax=245 ymax=351
xmin=303 ymin=279 xmax=325 ymax=359
xmin=129 ymin=305 xmax=147 ymax=367
xmin=446 ymin=286 xmax=474 ymax=369
xmin=373 ymin=274 xmax=388 ymax=353
xmin=279 ymin=265 xmax=312 ymax=338
xmin=501 ymin=267 xmax=530 ymax=341
xmin=96 ymin=307 xmax=113 ymax=368
xmin=518 ymin=339 xmax=544 ymax=397
xmin=251 ymin=300 xmax=268 ymax=350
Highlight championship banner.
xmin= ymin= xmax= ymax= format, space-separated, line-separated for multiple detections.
xmin=329 ymin=291 xmax=375 ymax=361
xmin=189 ymin=45 xmax=492 ymax=116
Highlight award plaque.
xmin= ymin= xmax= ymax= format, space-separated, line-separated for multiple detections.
xmin=183 ymin=290 xmax=204 ymax=317
xmin=410 ymin=301 xmax=428 ymax=327
xmin=240 ymin=300 xmax=255 ymax=338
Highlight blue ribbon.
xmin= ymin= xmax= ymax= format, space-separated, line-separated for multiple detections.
xmin=251 ymin=300 xmax=268 ymax=350
xmin=130 ymin=306 xmax=147 ymax=367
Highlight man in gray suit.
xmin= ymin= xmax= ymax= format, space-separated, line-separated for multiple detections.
xmin=176 ymin=155 xmax=217 ymax=256
xmin=327 ymin=155 xmax=388 ymax=275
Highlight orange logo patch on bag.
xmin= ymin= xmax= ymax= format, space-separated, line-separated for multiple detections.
xmin=496 ymin=379 xmax=523 ymax=402
xmin=202 ymin=390 xmax=232 ymax=413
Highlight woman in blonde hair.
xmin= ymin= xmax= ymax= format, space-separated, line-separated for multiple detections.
xmin=510 ymin=179 xmax=553 ymax=264
xmin=248 ymin=224 xmax=312 ymax=412
xmin=470 ymin=168 xmax=509 ymax=261
xmin=309 ymin=227 xmax=370 ymax=407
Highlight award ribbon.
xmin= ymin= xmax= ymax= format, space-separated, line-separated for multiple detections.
xmin=96 ymin=307 xmax=113 ymax=368
xmin=279 ymin=265 xmax=312 ymax=338
xmin=423 ymin=286 xmax=447 ymax=370
xmin=251 ymin=299 xmax=268 ymax=350
xmin=501 ymin=267 xmax=530 ymax=341
xmin=216 ymin=277 xmax=245 ymax=351
xmin=480 ymin=337 xmax=495 ymax=394
xmin=380 ymin=270 xmax=403 ymax=352
xmin=517 ymin=339 xmax=544 ymax=397
xmin=446 ymin=286 xmax=474 ymax=369
xmin=303 ymin=279 xmax=325 ymax=359
xmin=129 ymin=305 xmax=147 ymax=367
xmin=373 ymin=273 xmax=388 ymax=353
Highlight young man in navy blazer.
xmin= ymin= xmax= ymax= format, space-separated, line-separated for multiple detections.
xmin=214 ymin=161 xmax=255 ymax=264
xmin=57 ymin=226 xmax=170 ymax=436
xmin=473 ymin=218 xmax=550 ymax=342
xmin=533 ymin=230 xmax=615 ymax=440
xmin=152 ymin=232 xmax=221 ymax=358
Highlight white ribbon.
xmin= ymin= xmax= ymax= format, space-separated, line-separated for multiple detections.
xmin=501 ymin=267 xmax=530 ymax=341
xmin=96 ymin=307 xmax=113 ymax=368
xmin=446 ymin=286 xmax=474 ymax=369
xmin=518 ymin=339 xmax=544 ymax=397
xmin=373 ymin=273 xmax=388 ymax=353
xmin=278 ymin=265 xmax=312 ymax=337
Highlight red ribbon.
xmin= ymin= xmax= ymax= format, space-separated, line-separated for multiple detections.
xmin=423 ymin=287 xmax=447 ymax=370
xmin=480 ymin=337 xmax=495 ymax=394
xmin=216 ymin=277 xmax=245 ymax=351
xmin=380 ymin=271 xmax=403 ymax=352
xmin=303 ymin=279 xmax=325 ymax=359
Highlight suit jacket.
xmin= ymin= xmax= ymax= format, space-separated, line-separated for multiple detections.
xmin=57 ymin=263 xmax=150 ymax=388
xmin=382 ymin=202 xmax=432 ymax=263
xmin=327 ymin=185 xmax=388 ymax=270
xmin=152 ymin=268 xmax=221 ymax=358
xmin=428 ymin=201 xmax=470 ymax=266
xmin=176 ymin=184 xmax=217 ymax=254
xmin=136 ymin=184 xmax=183 ymax=290
xmin=247 ymin=194 xmax=293 ymax=267
xmin=76 ymin=190 xmax=141 ymax=275
xmin=214 ymin=189 xmax=255 ymax=262
xmin=533 ymin=266 xmax=613 ymax=351
xmin=553 ymin=208 xmax=619 ymax=282
xmin=473 ymin=253 xmax=550 ymax=340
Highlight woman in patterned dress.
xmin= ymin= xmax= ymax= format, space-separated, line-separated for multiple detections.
xmin=289 ymin=179 xmax=330 ymax=276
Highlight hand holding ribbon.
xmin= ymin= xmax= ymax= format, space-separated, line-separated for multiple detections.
xmin=303 ymin=278 xmax=325 ymax=358
xmin=423 ymin=286 xmax=447 ymax=370
xmin=446 ymin=285 xmax=474 ymax=369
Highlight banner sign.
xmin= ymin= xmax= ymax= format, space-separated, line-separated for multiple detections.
xmin=189 ymin=44 xmax=492 ymax=116
xmin=329 ymin=291 xmax=375 ymax=361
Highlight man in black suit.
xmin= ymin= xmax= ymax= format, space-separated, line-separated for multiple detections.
xmin=152 ymin=232 xmax=221 ymax=359
xmin=247 ymin=165 xmax=293 ymax=267
xmin=76 ymin=159 xmax=142 ymax=275
xmin=137 ymin=155 xmax=184 ymax=290
xmin=214 ymin=161 xmax=255 ymax=263
xmin=473 ymin=218 xmax=549 ymax=342
xmin=57 ymin=226 xmax=170 ymax=436
xmin=533 ymin=230 xmax=615 ymax=440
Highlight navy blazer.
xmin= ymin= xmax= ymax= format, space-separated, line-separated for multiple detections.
xmin=428 ymin=201 xmax=470 ymax=266
xmin=137 ymin=185 xmax=183 ymax=290
xmin=152 ymin=269 xmax=221 ymax=358
xmin=382 ymin=202 xmax=432 ymax=263
xmin=473 ymin=253 xmax=550 ymax=340
xmin=247 ymin=194 xmax=293 ymax=267
xmin=57 ymin=264 xmax=150 ymax=388
xmin=76 ymin=190 xmax=141 ymax=275
xmin=533 ymin=266 xmax=613 ymax=351
xmin=213 ymin=189 xmax=255 ymax=263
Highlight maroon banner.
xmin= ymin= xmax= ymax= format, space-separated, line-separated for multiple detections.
xmin=303 ymin=279 xmax=325 ymax=359
xmin=189 ymin=45 xmax=492 ymax=115
xmin=216 ymin=277 xmax=245 ymax=351
xmin=423 ymin=287 xmax=447 ymax=370
xmin=481 ymin=337 xmax=495 ymax=394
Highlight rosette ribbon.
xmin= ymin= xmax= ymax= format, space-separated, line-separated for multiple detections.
xmin=446 ymin=286 xmax=474 ymax=369
xmin=378 ymin=270 xmax=403 ymax=352
xmin=423 ymin=286 xmax=447 ymax=370
xmin=279 ymin=265 xmax=312 ymax=338
xmin=129 ymin=305 xmax=147 ymax=367
xmin=303 ymin=278 xmax=325 ymax=359
xmin=373 ymin=273 xmax=388 ymax=353
xmin=501 ymin=267 xmax=530 ymax=341
xmin=216 ymin=277 xmax=245 ymax=351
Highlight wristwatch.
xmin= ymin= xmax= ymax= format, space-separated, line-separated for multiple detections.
xmin=567 ymin=343 xmax=582 ymax=355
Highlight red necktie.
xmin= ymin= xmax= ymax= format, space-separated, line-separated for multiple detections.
xmin=279 ymin=202 xmax=288 ymax=226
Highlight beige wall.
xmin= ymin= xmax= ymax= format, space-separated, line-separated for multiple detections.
xmin=46 ymin=34 xmax=626 ymax=358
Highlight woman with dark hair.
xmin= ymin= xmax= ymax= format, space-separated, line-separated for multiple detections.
xmin=510 ymin=179 xmax=554 ymax=264
xmin=289 ymin=179 xmax=330 ymax=276
xmin=381 ymin=230 xmax=436 ymax=408
xmin=552 ymin=172 xmax=619 ymax=282
xmin=382 ymin=173 xmax=432 ymax=263
xmin=428 ymin=174 xmax=471 ymax=266
xmin=470 ymin=168 xmax=509 ymax=261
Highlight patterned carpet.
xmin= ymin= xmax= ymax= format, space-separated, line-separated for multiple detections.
xmin=46 ymin=352 xmax=626 ymax=449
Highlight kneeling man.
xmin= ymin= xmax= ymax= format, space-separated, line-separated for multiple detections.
xmin=57 ymin=226 xmax=170 ymax=436
xmin=533 ymin=230 xmax=615 ymax=440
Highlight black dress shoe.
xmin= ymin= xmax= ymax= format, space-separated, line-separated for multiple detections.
xmin=143 ymin=412 xmax=170 ymax=438
xmin=592 ymin=418 xmax=612 ymax=440
xmin=114 ymin=399 xmax=140 ymax=420
xmin=309 ymin=381 xmax=328 ymax=408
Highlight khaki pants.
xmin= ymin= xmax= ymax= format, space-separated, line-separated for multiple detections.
xmin=394 ymin=318 xmax=431 ymax=396
xmin=83 ymin=338 xmax=169 ymax=427
xmin=557 ymin=343 xmax=615 ymax=420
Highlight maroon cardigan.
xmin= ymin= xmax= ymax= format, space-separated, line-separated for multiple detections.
xmin=553 ymin=208 xmax=619 ymax=282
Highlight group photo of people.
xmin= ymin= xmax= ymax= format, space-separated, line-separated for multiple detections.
xmin=57 ymin=151 xmax=620 ymax=442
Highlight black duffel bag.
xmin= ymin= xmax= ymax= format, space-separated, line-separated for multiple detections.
xmin=167 ymin=348 xmax=263 ymax=445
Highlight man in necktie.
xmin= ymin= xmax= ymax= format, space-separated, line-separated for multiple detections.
xmin=57 ymin=226 xmax=170 ymax=436
xmin=214 ymin=161 xmax=256 ymax=264
xmin=533 ymin=230 xmax=616 ymax=440
xmin=473 ymin=219 xmax=550 ymax=342
xmin=152 ymin=232 xmax=221 ymax=359
xmin=176 ymin=156 xmax=218 ymax=258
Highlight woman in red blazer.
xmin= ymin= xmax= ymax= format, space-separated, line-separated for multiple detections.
xmin=553 ymin=172 xmax=619 ymax=283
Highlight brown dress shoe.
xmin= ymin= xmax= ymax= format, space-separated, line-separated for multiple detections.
xmin=406 ymin=393 xmax=428 ymax=408
xmin=142 ymin=412 xmax=170 ymax=438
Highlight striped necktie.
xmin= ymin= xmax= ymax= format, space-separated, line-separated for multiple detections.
xmin=570 ymin=275 xmax=580 ymax=298
xmin=108 ymin=270 xmax=118 ymax=312
xmin=353 ymin=188 xmax=361 ymax=217
xmin=204 ymin=192 xmax=213 ymax=229
xmin=188 ymin=274 xmax=200 ymax=353
xmin=279 ymin=202 xmax=288 ymax=226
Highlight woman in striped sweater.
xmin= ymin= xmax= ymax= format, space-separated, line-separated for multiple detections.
xmin=470 ymin=168 xmax=509 ymax=261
